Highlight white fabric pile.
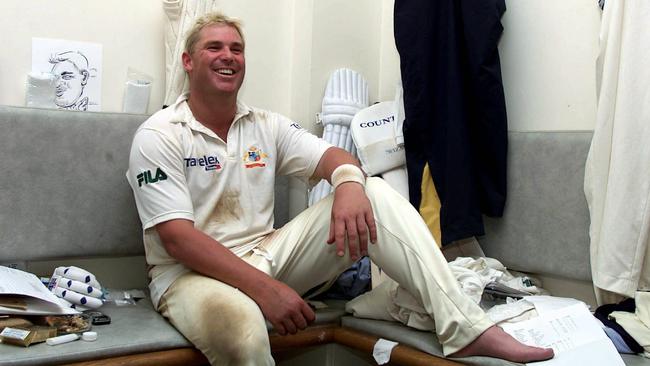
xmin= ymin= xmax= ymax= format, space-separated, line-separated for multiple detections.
xmin=346 ymin=256 xmax=547 ymax=330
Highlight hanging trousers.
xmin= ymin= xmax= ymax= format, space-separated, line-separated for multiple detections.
xmin=394 ymin=0 xmax=508 ymax=245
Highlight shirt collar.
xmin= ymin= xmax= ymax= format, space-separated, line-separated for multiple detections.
xmin=168 ymin=93 xmax=253 ymax=135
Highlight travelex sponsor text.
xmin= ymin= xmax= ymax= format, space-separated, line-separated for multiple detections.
xmin=184 ymin=155 xmax=222 ymax=171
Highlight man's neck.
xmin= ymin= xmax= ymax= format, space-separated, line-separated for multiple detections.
xmin=186 ymin=92 xmax=238 ymax=142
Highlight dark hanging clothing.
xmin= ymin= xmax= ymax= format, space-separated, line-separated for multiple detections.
xmin=394 ymin=0 xmax=508 ymax=245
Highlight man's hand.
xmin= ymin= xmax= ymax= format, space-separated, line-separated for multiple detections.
xmin=328 ymin=182 xmax=377 ymax=260
xmin=255 ymin=278 xmax=315 ymax=336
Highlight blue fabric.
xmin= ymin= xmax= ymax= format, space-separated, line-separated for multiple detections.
xmin=320 ymin=257 xmax=372 ymax=300
xmin=603 ymin=325 xmax=635 ymax=354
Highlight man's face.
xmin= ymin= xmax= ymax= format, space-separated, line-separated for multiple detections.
xmin=183 ymin=25 xmax=246 ymax=97
xmin=52 ymin=60 xmax=88 ymax=107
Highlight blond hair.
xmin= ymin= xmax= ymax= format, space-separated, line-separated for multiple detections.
xmin=184 ymin=12 xmax=244 ymax=54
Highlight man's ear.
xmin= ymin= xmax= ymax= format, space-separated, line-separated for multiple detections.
xmin=81 ymin=70 xmax=90 ymax=86
xmin=182 ymin=52 xmax=192 ymax=73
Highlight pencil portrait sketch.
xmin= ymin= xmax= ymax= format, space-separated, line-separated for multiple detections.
xmin=49 ymin=51 xmax=92 ymax=111
xmin=32 ymin=38 xmax=103 ymax=111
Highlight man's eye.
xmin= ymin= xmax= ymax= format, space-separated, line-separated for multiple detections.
xmin=62 ymin=75 xmax=74 ymax=80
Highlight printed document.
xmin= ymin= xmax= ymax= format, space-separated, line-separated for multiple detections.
xmin=500 ymin=303 xmax=624 ymax=366
xmin=0 ymin=266 xmax=79 ymax=315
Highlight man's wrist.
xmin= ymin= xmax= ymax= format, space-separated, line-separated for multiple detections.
xmin=331 ymin=164 xmax=365 ymax=190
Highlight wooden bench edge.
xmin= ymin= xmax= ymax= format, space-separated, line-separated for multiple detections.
xmin=65 ymin=325 xmax=462 ymax=366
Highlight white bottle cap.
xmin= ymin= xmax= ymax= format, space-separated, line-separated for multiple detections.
xmin=81 ymin=331 xmax=98 ymax=342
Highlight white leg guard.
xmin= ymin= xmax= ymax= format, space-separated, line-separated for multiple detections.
xmin=309 ymin=68 xmax=369 ymax=206
xmin=350 ymin=100 xmax=408 ymax=185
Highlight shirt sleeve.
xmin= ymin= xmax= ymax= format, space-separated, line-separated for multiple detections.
xmin=273 ymin=114 xmax=333 ymax=181
xmin=126 ymin=127 xmax=194 ymax=229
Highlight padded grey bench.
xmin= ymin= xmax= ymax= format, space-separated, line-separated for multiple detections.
xmin=1 ymin=105 xmax=646 ymax=365
xmin=341 ymin=131 xmax=650 ymax=366
xmin=0 ymin=106 xmax=457 ymax=366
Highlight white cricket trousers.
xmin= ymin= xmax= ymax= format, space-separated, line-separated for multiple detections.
xmin=158 ymin=177 xmax=493 ymax=365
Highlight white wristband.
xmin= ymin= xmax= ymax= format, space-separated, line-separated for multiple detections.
xmin=331 ymin=164 xmax=365 ymax=190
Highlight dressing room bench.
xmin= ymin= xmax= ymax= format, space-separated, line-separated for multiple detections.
xmin=0 ymin=105 xmax=458 ymax=366
xmin=1 ymin=105 xmax=647 ymax=365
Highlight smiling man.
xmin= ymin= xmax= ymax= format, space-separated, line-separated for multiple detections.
xmin=126 ymin=12 xmax=554 ymax=365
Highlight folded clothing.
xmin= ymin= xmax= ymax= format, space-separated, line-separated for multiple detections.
xmin=594 ymin=297 xmax=644 ymax=354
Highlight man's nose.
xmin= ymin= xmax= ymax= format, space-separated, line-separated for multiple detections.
xmin=219 ymin=48 xmax=235 ymax=61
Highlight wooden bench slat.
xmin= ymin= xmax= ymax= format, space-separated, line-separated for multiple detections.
xmin=65 ymin=325 xmax=460 ymax=366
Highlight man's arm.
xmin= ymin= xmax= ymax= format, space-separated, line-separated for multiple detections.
xmin=156 ymin=219 xmax=315 ymax=335
xmin=312 ymin=147 xmax=378 ymax=260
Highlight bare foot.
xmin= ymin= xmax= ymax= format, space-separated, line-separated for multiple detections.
xmin=450 ymin=325 xmax=554 ymax=363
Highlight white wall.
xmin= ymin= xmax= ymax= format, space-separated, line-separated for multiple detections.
xmin=213 ymin=1 xmax=295 ymax=116
xmin=376 ymin=0 xmax=602 ymax=132
xmin=0 ymin=0 xmax=600 ymax=130
xmin=0 ymin=0 xmax=167 ymax=114
xmin=499 ymin=0 xmax=601 ymax=131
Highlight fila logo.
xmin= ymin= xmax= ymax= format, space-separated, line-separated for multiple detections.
xmin=137 ymin=168 xmax=168 ymax=187
xmin=290 ymin=122 xmax=302 ymax=130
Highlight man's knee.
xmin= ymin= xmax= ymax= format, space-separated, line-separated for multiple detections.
xmin=198 ymin=298 xmax=272 ymax=364
xmin=219 ymin=327 xmax=271 ymax=363
xmin=166 ymin=278 xmax=272 ymax=365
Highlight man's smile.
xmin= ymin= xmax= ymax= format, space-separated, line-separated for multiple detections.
xmin=215 ymin=68 xmax=234 ymax=75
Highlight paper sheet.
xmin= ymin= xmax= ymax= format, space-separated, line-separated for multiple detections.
xmin=500 ymin=303 xmax=624 ymax=366
xmin=525 ymin=295 xmax=588 ymax=315
xmin=373 ymin=338 xmax=398 ymax=365
xmin=0 ymin=266 xmax=78 ymax=315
